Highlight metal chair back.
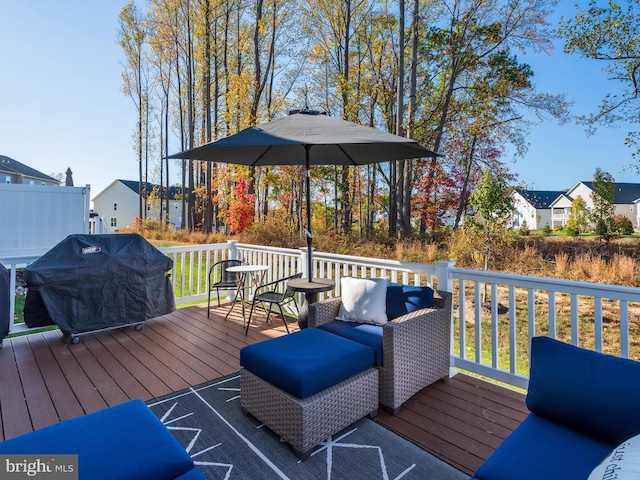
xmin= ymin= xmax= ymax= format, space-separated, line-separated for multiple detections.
xmin=207 ymin=259 xmax=244 ymax=315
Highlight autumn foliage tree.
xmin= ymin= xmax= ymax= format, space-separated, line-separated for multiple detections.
xmin=226 ymin=177 xmax=256 ymax=234
xmin=119 ymin=0 xmax=571 ymax=240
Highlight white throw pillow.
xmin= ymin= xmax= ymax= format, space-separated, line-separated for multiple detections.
xmin=336 ymin=277 xmax=388 ymax=325
xmin=588 ymin=433 xmax=640 ymax=480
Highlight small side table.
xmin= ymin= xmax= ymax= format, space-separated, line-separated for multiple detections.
xmin=287 ymin=278 xmax=335 ymax=329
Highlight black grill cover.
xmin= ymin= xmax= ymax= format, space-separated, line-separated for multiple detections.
xmin=23 ymin=234 xmax=175 ymax=334
xmin=0 ymin=263 xmax=9 ymax=341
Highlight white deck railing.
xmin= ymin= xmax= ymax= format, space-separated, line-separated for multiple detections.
xmin=450 ymin=268 xmax=640 ymax=389
xmin=3 ymin=240 xmax=639 ymax=391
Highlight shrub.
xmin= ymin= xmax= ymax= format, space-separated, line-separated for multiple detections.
xmin=519 ymin=220 xmax=530 ymax=236
xmin=613 ymin=215 xmax=634 ymax=236
xmin=447 ymin=226 xmax=485 ymax=268
xmin=565 ymin=225 xmax=580 ymax=236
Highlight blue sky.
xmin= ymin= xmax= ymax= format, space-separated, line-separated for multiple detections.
xmin=1 ymin=1 xmax=637 ymax=203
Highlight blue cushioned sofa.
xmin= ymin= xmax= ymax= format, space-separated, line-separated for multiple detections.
xmin=472 ymin=336 xmax=640 ymax=480
xmin=309 ymin=282 xmax=452 ymax=414
xmin=0 ymin=399 xmax=205 ymax=480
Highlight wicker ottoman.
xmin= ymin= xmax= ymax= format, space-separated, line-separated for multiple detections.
xmin=239 ymin=329 xmax=379 ymax=460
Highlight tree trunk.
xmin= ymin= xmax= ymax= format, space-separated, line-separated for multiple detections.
xmin=186 ymin=2 xmax=195 ymax=231
xmin=203 ymin=0 xmax=214 ymax=233
xmin=396 ymin=0 xmax=407 ymax=239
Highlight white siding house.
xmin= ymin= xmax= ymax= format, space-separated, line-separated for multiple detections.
xmin=511 ymin=189 xmax=564 ymax=230
xmin=550 ymin=181 xmax=640 ymax=228
xmin=92 ymin=180 xmax=187 ymax=231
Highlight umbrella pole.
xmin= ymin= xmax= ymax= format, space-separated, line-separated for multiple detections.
xmin=305 ymin=145 xmax=313 ymax=282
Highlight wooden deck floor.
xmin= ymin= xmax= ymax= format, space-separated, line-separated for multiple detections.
xmin=0 ymin=303 xmax=527 ymax=476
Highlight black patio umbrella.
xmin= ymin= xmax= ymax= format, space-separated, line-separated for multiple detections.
xmin=168 ymin=110 xmax=439 ymax=281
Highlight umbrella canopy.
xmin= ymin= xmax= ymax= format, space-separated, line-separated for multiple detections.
xmin=168 ymin=111 xmax=439 ymax=280
xmin=168 ymin=112 xmax=437 ymax=166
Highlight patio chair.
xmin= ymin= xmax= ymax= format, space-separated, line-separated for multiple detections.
xmin=308 ymin=284 xmax=452 ymax=414
xmin=207 ymin=259 xmax=244 ymax=317
xmin=245 ymin=272 xmax=303 ymax=334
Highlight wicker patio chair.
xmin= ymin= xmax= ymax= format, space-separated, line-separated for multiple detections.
xmin=207 ymin=259 xmax=244 ymax=317
xmin=245 ymin=272 xmax=302 ymax=334
xmin=308 ymin=289 xmax=452 ymax=414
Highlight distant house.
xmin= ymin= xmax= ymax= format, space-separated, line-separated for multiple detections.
xmin=550 ymin=181 xmax=640 ymax=228
xmin=511 ymin=189 xmax=565 ymax=230
xmin=0 ymin=155 xmax=60 ymax=186
xmin=92 ymin=180 xmax=187 ymax=231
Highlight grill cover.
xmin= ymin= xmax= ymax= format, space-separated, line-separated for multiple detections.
xmin=23 ymin=234 xmax=175 ymax=334
xmin=0 ymin=263 xmax=9 ymax=341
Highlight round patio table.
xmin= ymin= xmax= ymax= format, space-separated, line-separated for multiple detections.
xmin=287 ymin=277 xmax=335 ymax=329
xmin=224 ymin=265 xmax=269 ymax=323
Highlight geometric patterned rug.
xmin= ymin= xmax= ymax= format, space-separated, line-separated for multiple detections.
xmin=147 ymin=373 xmax=470 ymax=480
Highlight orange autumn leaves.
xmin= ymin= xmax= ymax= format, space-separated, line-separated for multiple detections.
xmin=226 ymin=177 xmax=256 ymax=234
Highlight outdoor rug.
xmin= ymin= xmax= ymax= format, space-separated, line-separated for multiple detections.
xmin=147 ymin=373 xmax=470 ymax=480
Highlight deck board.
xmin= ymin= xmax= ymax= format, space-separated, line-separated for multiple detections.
xmin=0 ymin=339 xmax=31 ymax=440
xmin=376 ymin=374 xmax=528 ymax=475
xmin=44 ymin=332 xmax=109 ymax=414
xmin=11 ymin=335 xmax=60 ymax=431
xmin=92 ymin=331 xmax=169 ymax=398
xmin=0 ymin=303 xmax=526 ymax=476
xmin=28 ymin=333 xmax=84 ymax=422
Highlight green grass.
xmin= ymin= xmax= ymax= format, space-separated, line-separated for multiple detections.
xmin=14 ymin=294 xmax=25 ymax=324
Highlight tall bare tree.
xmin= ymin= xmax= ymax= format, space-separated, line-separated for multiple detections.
xmin=118 ymin=1 xmax=148 ymax=222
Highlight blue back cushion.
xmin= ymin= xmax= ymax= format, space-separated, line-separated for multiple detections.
xmin=240 ymin=328 xmax=374 ymax=398
xmin=527 ymin=336 xmax=640 ymax=445
xmin=386 ymin=282 xmax=434 ymax=320
xmin=318 ymin=321 xmax=384 ymax=366
xmin=0 ymin=399 xmax=196 ymax=480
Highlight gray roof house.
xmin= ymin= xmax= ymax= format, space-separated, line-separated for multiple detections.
xmin=511 ymin=189 xmax=565 ymax=230
xmin=0 ymin=155 xmax=60 ymax=186
xmin=549 ymin=181 xmax=640 ymax=228
xmin=92 ymin=179 xmax=187 ymax=231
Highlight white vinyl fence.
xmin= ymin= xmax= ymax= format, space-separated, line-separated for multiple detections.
xmin=0 ymin=183 xmax=90 ymax=258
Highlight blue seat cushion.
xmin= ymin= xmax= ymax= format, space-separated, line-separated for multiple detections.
xmin=240 ymin=328 xmax=374 ymax=399
xmin=527 ymin=336 xmax=640 ymax=445
xmin=318 ymin=320 xmax=384 ymax=366
xmin=474 ymin=413 xmax=613 ymax=480
xmin=0 ymin=399 xmax=197 ymax=480
xmin=386 ymin=282 xmax=434 ymax=320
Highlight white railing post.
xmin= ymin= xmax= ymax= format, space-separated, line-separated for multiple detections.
xmin=435 ymin=260 xmax=455 ymax=292
xmin=435 ymin=260 xmax=456 ymax=378
xmin=82 ymin=185 xmax=91 ymax=234
xmin=8 ymin=264 xmax=16 ymax=332
xmin=100 ymin=216 xmax=111 ymax=234
xmin=299 ymin=247 xmax=310 ymax=278
xmin=228 ymin=240 xmax=239 ymax=260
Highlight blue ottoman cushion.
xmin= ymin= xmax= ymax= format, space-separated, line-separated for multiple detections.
xmin=0 ymin=399 xmax=199 ymax=480
xmin=240 ymin=328 xmax=374 ymax=398
xmin=386 ymin=282 xmax=434 ymax=320
xmin=474 ymin=413 xmax=612 ymax=480
xmin=318 ymin=320 xmax=384 ymax=366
